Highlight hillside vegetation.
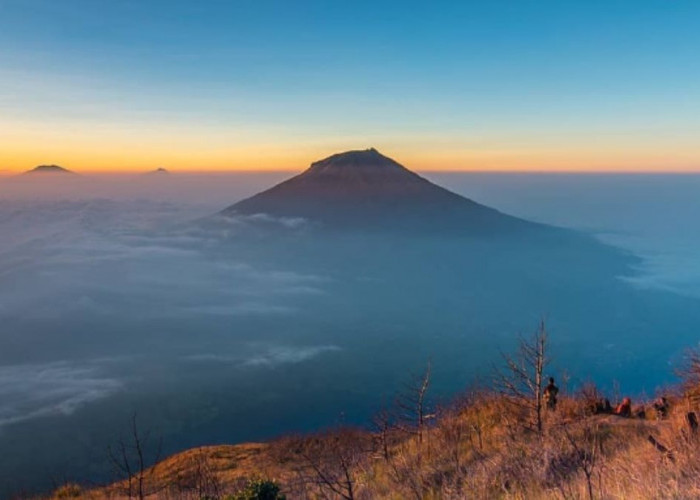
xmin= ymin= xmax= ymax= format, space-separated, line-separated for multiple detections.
xmin=46 ymin=327 xmax=700 ymax=500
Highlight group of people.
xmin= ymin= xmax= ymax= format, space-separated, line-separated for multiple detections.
xmin=611 ymin=395 xmax=670 ymax=418
xmin=542 ymin=377 xmax=670 ymax=420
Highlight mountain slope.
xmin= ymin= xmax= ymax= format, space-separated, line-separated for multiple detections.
xmin=222 ymin=148 xmax=538 ymax=234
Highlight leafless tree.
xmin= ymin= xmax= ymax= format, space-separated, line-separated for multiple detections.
xmin=436 ymin=406 xmax=469 ymax=473
xmin=564 ymin=425 xmax=601 ymax=500
xmin=107 ymin=413 xmax=163 ymax=499
xmin=174 ymin=448 xmax=223 ymax=499
xmin=495 ymin=320 xmax=549 ymax=432
xmin=297 ymin=428 xmax=370 ymax=500
xmin=396 ymin=361 xmax=434 ymax=444
xmin=371 ymin=402 xmax=395 ymax=462
xmin=454 ymin=385 xmax=492 ymax=453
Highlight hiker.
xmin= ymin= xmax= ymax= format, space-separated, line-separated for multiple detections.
xmin=543 ymin=377 xmax=559 ymax=411
xmin=653 ymin=396 xmax=670 ymax=419
xmin=615 ymin=397 xmax=632 ymax=417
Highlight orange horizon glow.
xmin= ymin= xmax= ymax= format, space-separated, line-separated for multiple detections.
xmin=4 ymin=92 xmax=700 ymax=175
xmin=4 ymin=163 xmax=700 ymax=175
xmin=3 ymin=119 xmax=700 ymax=175
xmin=3 ymin=137 xmax=700 ymax=175
xmin=4 ymin=2 xmax=700 ymax=177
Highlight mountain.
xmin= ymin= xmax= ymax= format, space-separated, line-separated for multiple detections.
xmin=24 ymin=164 xmax=74 ymax=175
xmin=145 ymin=167 xmax=170 ymax=175
xmin=222 ymin=148 xmax=537 ymax=234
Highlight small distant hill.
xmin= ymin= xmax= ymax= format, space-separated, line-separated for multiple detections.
xmin=24 ymin=164 xmax=74 ymax=175
xmin=144 ymin=167 xmax=170 ymax=176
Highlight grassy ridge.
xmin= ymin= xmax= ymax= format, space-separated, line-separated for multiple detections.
xmin=46 ymin=386 xmax=700 ymax=499
xmin=46 ymin=331 xmax=700 ymax=500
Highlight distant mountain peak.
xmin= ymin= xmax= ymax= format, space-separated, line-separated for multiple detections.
xmin=25 ymin=164 xmax=73 ymax=175
xmin=146 ymin=167 xmax=170 ymax=175
xmin=221 ymin=149 xmax=534 ymax=234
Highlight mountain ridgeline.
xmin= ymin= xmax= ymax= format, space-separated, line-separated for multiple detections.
xmin=222 ymin=148 xmax=539 ymax=234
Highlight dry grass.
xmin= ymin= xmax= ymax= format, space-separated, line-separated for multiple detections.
xmin=43 ymin=387 xmax=700 ymax=500
xmin=45 ymin=344 xmax=700 ymax=500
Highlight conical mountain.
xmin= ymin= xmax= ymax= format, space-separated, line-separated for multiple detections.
xmin=223 ymin=148 xmax=537 ymax=234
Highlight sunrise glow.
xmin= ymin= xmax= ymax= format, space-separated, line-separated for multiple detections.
xmin=2 ymin=1 xmax=700 ymax=174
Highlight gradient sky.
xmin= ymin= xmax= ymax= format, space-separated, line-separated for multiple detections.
xmin=2 ymin=0 xmax=700 ymax=172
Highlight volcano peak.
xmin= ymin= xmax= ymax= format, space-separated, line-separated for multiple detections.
xmin=304 ymin=148 xmax=412 ymax=178
xmin=291 ymin=148 xmax=428 ymax=188
xmin=310 ymin=147 xmax=394 ymax=167
xmin=222 ymin=149 xmax=531 ymax=233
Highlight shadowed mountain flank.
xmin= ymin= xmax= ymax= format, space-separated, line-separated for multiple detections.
xmin=213 ymin=148 xmax=634 ymax=289
xmin=222 ymin=148 xmax=537 ymax=234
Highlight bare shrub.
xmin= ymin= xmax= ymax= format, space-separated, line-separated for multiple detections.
xmin=495 ymin=320 xmax=549 ymax=432
xmin=107 ymin=413 xmax=163 ymax=499
xmin=170 ymin=448 xmax=224 ymax=499
xmin=285 ymin=428 xmax=371 ymax=500
xmin=396 ymin=361 xmax=433 ymax=444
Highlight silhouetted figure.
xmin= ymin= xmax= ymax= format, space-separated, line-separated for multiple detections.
xmin=543 ymin=377 xmax=559 ymax=411
xmin=653 ymin=397 xmax=670 ymax=419
xmin=615 ymin=397 xmax=632 ymax=417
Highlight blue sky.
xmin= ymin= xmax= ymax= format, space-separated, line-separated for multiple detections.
xmin=1 ymin=0 xmax=700 ymax=171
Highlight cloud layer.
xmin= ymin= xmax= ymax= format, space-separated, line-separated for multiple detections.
xmin=0 ymin=360 xmax=122 ymax=428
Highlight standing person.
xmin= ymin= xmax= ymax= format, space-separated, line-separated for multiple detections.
xmin=544 ymin=377 xmax=559 ymax=411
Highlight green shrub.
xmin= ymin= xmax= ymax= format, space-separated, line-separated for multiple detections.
xmin=226 ymin=478 xmax=286 ymax=500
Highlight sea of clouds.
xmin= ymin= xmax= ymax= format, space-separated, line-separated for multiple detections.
xmin=0 ymin=173 xmax=336 ymax=428
xmin=1 ymin=171 xmax=698 ymax=431
xmin=1 ymin=171 xmax=698 ymax=495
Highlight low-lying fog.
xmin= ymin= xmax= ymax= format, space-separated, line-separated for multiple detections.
xmin=1 ymin=172 xmax=699 ymax=495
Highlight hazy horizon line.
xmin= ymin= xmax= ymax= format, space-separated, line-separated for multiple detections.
xmin=3 ymin=168 xmax=700 ymax=177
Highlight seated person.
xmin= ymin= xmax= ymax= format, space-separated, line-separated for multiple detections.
xmin=653 ymin=396 xmax=669 ymax=419
xmin=615 ymin=397 xmax=632 ymax=417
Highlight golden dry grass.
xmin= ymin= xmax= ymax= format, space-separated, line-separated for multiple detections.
xmin=45 ymin=389 xmax=700 ymax=500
